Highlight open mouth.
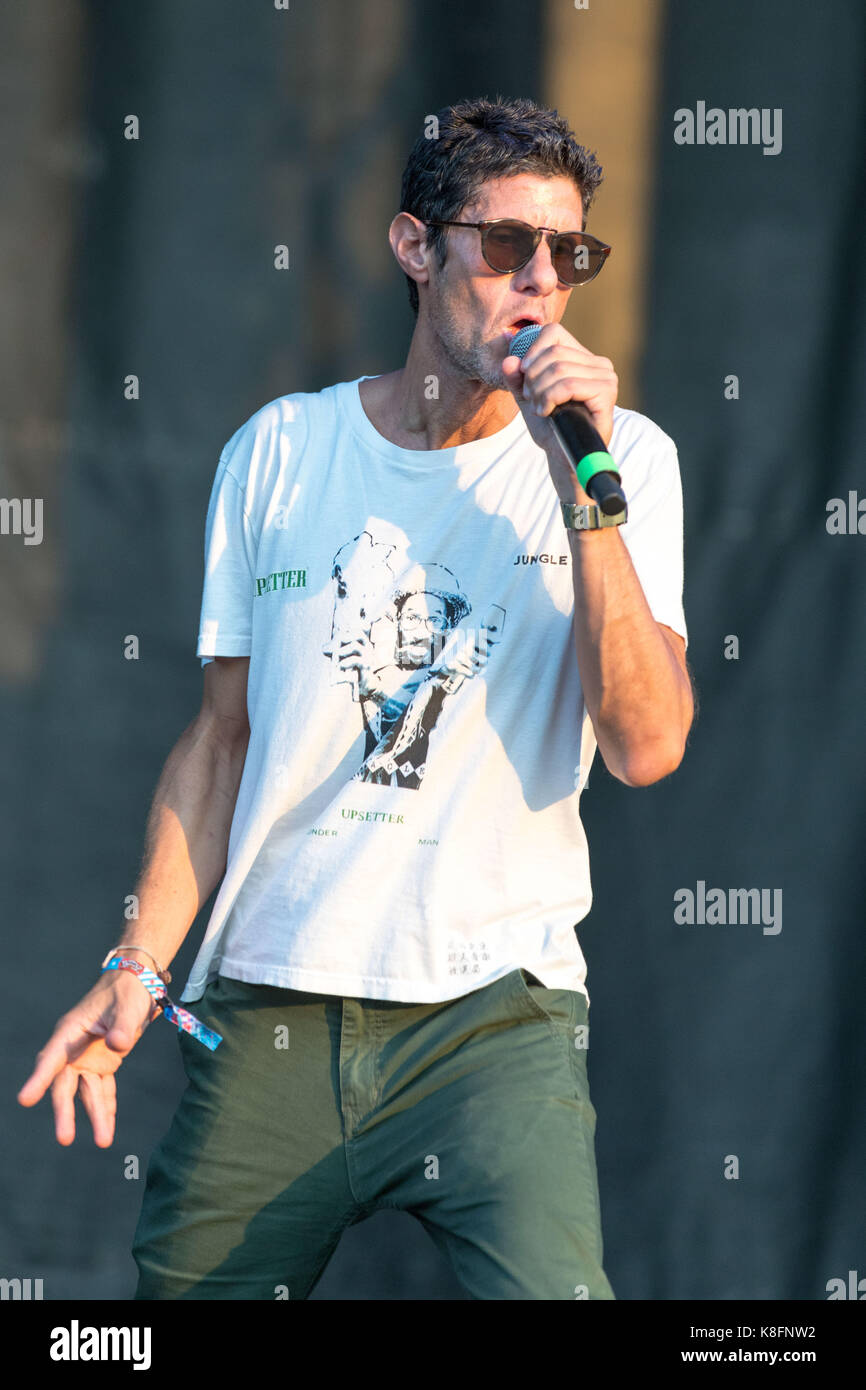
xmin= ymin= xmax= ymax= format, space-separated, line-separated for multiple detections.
xmin=506 ymin=316 xmax=542 ymax=335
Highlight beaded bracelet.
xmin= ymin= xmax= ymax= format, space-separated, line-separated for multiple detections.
xmin=102 ymin=956 xmax=222 ymax=1051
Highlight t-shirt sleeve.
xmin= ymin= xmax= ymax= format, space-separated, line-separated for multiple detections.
xmin=196 ymin=456 xmax=259 ymax=667
xmin=619 ymin=430 xmax=688 ymax=649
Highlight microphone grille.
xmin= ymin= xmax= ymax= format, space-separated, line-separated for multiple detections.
xmin=509 ymin=324 xmax=543 ymax=359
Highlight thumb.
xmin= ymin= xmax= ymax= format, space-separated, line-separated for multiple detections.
xmin=105 ymin=1002 xmax=154 ymax=1051
xmin=104 ymin=1023 xmax=135 ymax=1052
xmin=501 ymin=353 xmax=524 ymax=393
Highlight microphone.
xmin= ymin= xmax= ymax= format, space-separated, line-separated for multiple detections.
xmin=508 ymin=324 xmax=627 ymax=516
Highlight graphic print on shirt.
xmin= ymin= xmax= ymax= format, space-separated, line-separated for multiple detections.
xmin=321 ymin=529 xmax=506 ymax=790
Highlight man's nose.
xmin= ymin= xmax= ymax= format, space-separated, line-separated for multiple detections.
xmin=511 ymin=237 xmax=560 ymax=295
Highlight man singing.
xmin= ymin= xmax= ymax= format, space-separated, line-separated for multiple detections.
xmin=19 ymin=96 xmax=693 ymax=1300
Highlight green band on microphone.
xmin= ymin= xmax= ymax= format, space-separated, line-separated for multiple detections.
xmin=576 ymin=450 xmax=619 ymax=493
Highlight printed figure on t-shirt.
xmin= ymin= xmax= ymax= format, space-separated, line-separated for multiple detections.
xmin=323 ymin=534 xmax=505 ymax=789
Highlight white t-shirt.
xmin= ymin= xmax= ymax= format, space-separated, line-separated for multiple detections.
xmin=180 ymin=376 xmax=687 ymax=1006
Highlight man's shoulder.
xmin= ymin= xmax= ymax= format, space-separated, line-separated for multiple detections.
xmin=610 ymin=404 xmax=677 ymax=460
xmin=217 ymin=379 xmax=357 ymax=488
xmin=604 ymin=405 xmax=686 ymax=541
xmin=609 ymin=405 xmax=681 ymax=497
xmin=224 ymin=380 xmax=348 ymax=456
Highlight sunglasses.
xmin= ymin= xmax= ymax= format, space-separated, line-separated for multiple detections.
xmin=426 ymin=218 xmax=611 ymax=286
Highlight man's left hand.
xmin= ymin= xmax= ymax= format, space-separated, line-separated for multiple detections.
xmin=501 ymin=324 xmax=618 ymax=502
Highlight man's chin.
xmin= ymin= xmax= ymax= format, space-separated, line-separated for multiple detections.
xmin=434 ymin=313 xmax=510 ymax=389
xmin=487 ymin=336 xmax=521 ymax=390
xmin=464 ymin=350 xmax=510 ymax=391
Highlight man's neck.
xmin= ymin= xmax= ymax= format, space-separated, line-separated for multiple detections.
xmin=358 ymin=321 xmax=519 ymax=451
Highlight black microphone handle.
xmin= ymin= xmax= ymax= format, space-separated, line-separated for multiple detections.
xmin=549 ymin=401 xmax=627 ymax=516
xmin=584 ymin=468 xmax=628 ymax=516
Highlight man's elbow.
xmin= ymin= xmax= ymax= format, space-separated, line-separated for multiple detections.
xmin=606 ymin=734 xmax=688 ymax=788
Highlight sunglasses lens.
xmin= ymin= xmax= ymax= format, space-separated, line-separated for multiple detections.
xmin=477 ymin=223 xmax=608 ymax=283
xmin=481 ymin=222 xmax=537 ymax=272
xmin=553 ymin=234 xmax=606 ymax=285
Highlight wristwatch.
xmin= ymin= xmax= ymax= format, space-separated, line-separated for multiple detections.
xmin=560 ymin=500 xmax=628 ymax=531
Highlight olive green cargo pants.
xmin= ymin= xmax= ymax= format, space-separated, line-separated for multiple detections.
xmin=132 ymin=969 xmax=614 ymax=1300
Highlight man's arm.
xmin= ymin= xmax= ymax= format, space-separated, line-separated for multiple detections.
xmin=502 ymin=325 xmax=694 ymax=786
xmin=565 ymin=525 xmax=693 ymax=786
xmin=17 ymin=656 xmax=251 ymax=1145
xmin=117 ymin=654 xmax=251 ymax=969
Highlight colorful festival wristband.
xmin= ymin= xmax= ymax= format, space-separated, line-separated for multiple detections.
xmin=102 ymin=956 xmax=222 ymax=1051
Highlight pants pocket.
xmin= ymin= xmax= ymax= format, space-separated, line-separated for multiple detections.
xmin=515 ymin=967 xmax=576 ymax=1031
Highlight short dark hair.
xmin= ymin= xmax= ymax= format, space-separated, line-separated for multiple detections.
xmin=398 ymin=95 xmax=604 ymax=317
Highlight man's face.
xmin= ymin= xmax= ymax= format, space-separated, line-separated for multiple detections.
xmin=396 ymin=592 xmax=450 ymax=668
xmin=423 ymin=173 xmax=583 ymax=388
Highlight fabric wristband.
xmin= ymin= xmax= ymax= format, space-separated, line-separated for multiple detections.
xmin=102 ymin=956 xmax=222 ymax=1050
xmin=101 ymin=943 xmax=171 ymax=983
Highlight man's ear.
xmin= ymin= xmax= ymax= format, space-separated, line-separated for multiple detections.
xmin=389 ymin=212 xmax=431 ymax=298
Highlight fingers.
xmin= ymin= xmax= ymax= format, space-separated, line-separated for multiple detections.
xmin=518 ymin=324 xmax=607 ymax=368
xmin=522 ymin=359 xmax=616 ymax=411
xmin=336 ymin=639 xmax=369 ymax=671
xmin=521 ymin=344 xmax=605 ymax=376
xmin=501 ymin=353 xmax=522 ymax=382
xmin=523 ymin=355 xmax=615 ymax=391
xmin=17 ymin=1027 xmax=78 ymax=1107
xmin=510 ymin=328 xmax=613 ymax=381
xmin=18 ymin=1005 xmax=132 ymax=1107
xmin=515 ymin=346 xmax=618 ymax=446
xmin=503 ymin=334 xmax=617 ymax=436
xmin=444 ymin=638 xmax=489 ymax=679
xmin=450 ymin=659 xmax=486 ymax=678
xmin=18 ymin=980 xmax=146 ymax=1147
xmin=459 ymin=642 xmax=488 ymax=672
xmin=50 ymin=1068 xmax=79 ymax=1146
xmin=49 ymin=1069 xmax=117 ymax=1148
xmin=78 ymin=1071 xmax=117 ymax=1148
xmin=530 ymin=373 xmax=615 ymax=420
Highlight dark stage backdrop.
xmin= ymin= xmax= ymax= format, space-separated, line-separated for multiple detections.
xmin=582 ymin=0 xmax=866 ymax=1299
xmin=1 ymin=0 xmax=863 ymax=1301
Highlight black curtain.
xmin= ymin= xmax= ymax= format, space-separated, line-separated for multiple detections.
xmin=3 ymin=0 xmax=863 ymax=1301
xmin=584 ymin=0 xmax=866 ymax=1299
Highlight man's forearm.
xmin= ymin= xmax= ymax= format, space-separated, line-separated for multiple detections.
xmin=110 ymin=717 xmax=250 ymax=971
xmin=567 ymin=524 xmax=692 ymax=787
xmin=499 ymin=315 xmax=692 ymax=786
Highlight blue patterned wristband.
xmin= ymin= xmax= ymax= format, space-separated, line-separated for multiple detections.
xmin=102 ymin=956 xmax=222 ymax=1051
